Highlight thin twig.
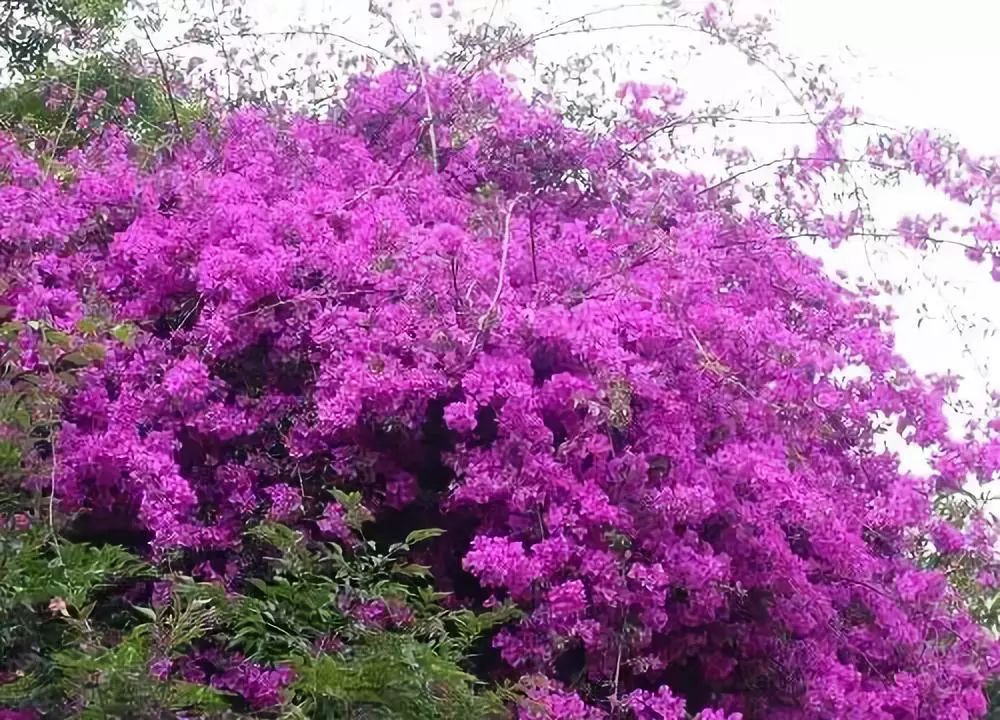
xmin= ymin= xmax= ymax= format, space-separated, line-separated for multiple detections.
xmin=468 ymin=195 xmax=524 ymax=355
xmin=42 ymin=62 xmax=84 ymax=183
xmin=414 ymin=63 xmax=439 ymax=172
xmin=610 ymin=111 xmax=902 ymax=172
xmin=482 ymin=196 xmax=524 ymax=324
xmin=529 ymin=206 xmax=539 ymax=283
xmin=609 ymin=114 xmax=695 ymax=169
xmin=696 ymin=153 xmax=913 ymax=197
xmin=220 ymin=29 xmax=393 ymax=61
xmin=475 ymin=4 xmax=674 ymax=70
xmin=373 ymin=5 xmax=439 ymax=172
xmin=48 ymin=429 xmax=64 ymax=566
xmin=209 ymin=0 xmax=233 ymax=103
xmin=772 ymin=231 xmax=992 ymax=256
xmin=610 ymin=613 xmax=627 ymax=713
xmin=697 ymin=156 xmax=830 ymax=196
xmin=141 ymin=23 xmax=182 ymax=135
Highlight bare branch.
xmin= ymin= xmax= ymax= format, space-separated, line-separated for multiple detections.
xmin=141 ymin=22 xmax=182 ymax=135
xmin=469 ymin=195 xmax=526 ymax=355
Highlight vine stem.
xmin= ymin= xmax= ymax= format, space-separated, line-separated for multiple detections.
xmin=48 ymin=429 xmax=64 ymax=567
xmin=371 ymin=3 xmax=439 ymax=172
xmin=141 ymin=22 xmax=182 ymax=135
xmin=42 ymin=62 xmax=84 ymax=183
xmin=468 ymin=194 xmax=525 ymax=356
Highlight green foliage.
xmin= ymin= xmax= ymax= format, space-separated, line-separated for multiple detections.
xmin=0 ymin=529 xmax=161 ymax=713
xmin=925 ymin=489 xmax=1000 ymax=633
xmin=0 ymin=0 xmax=125 ymax=78
xmin=0 ymin=315 xmax=134 ymax=501
xmin=53 ymin=623 xmax=231 ymax=719
xmin=0 ymin=509 xmax=520 ymax=716
xmin=228 ymin=520 xmax=521 ymax=658
xmin=0 ymin=314 xmax=238 ymax=717
xmin=291 ymin=633 xmax=509 ymax=720
xmin=213 ymin=521 xmax=519 ymax=716
xmin=0 ymin=0 xmax=207 ymax=152
xmin=0 ymin=52 xmax=207 ymax=148
xmin=925 ymin=489 xmax=1000 ymax=719
xmin=0 ymin=530 xmax=148 ymax=611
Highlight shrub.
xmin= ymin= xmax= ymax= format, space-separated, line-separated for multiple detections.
xmin=0 ymin=56 xmax=997 ymax=718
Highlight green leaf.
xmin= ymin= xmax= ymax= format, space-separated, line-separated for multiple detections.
xmin=394 ymin=563 xmax=432 ymax=579
xmin=75 ymin=317 xmax=102 ymax=335
xmin=110 ymin=323 xmax=137 ymax=345
xmin=132 ymin=605 xmax=157 ymax=621
xmin=44 ymin=330 xmax=74 ymax=349
xmin=404 ymin=528 xmax=446 ymax=546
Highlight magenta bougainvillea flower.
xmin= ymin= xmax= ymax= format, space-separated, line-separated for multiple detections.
xmin=1 ymin=61 xmax=998 ymax=718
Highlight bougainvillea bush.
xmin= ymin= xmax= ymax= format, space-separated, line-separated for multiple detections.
xmin=2 ymin=22 xmax=1000 ymax=719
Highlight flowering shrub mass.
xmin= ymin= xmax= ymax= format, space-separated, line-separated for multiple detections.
xmin=1 ymin=61 xmax=999 ymax=718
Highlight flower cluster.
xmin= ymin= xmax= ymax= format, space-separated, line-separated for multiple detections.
xmin=1 ymin=61 xmax=997 ymax=718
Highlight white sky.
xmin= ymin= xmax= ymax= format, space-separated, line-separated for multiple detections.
xmin=146 ymin=0 xmax=998 ymax=491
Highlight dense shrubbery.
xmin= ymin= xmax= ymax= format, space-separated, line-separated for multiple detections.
xmin=1 ymin=3 xmax=998 ymax=719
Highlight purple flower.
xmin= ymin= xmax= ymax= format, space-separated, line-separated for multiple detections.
xmin=149 ymin=657 xmax=172 ymax=680
xmin=163 ymin=357 xmax=212 ymax=413
xmin=0 ymin=710 xmax=39 ymax=720
xmin=317 ymin=502 xmax=352 ymax=543
xmin=930 ymin=520 xmax=966 ymax=555
xmin=626 ymin=687 xmax=687 ymax=720
xmin=264 ymin=483 xmax=302 ymax=522
xmin=211 ymin=661 xmax=294 ymax=710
